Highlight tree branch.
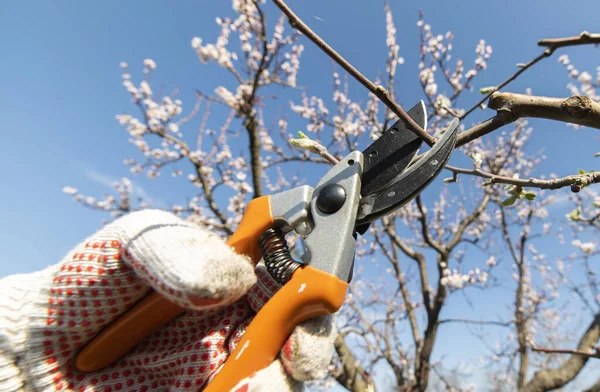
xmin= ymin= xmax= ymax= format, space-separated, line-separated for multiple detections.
xmin=161 ymin=130 xmax=234 ymax=235
xmin=491 ymin=92 xmax=600 ymax=128
xmin=334 ymin=334 xmax=377 ymax=392
xmin=415 ymin=195 xmax=446 ymax=255
xmin=530 ymin=345 xmax=600 ymax=359
xmin=538 ymin=31 xmax=600 ymax=49
xmin=521 ymin=312 xmax=600 ymax=392
xmin=377 ymin=233 xmax=421 ymax=347
xmin=271 ymin=0 xmax=436 ymax=146
xmin=457 ymin=92 xmax=600 ymax=147
xmin=243 ymin=3 xmax=269 ymax=198
xmin=446 ymin=164 xmax=600 ymax=193
xmin=461 ymin=31 xmax=600 ymax=120
xmin=446 ymin=193 xmax=490 ymax=250
xmin=438 ymin=318 xmax=512 ymax=328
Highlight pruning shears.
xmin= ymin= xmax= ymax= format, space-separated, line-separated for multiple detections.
xmin=74 ymin=101 xmax=459 ymax=391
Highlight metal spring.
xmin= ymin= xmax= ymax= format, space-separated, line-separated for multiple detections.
xmin=258 ymin=228 xmax=303 ymax=284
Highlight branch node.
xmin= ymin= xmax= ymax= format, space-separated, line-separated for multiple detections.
xmin=562 ymin=95 xmax=593 ymax=119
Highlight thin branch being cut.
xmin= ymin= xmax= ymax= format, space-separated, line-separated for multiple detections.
xmin=461 ymin=31 xmax=600 ymax=119
xmin=457 ymin=92 xmax=600 ymax=147
xmin=446 ymin=164 xmax=600 ymax=193
xmin=271 ymin=0 xmax=436 ymax=146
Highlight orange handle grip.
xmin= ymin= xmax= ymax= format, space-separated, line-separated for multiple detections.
xmin=75 ymin=196 xmax=274 ymax=372
xmin=204 ymin=266 xmax=348 ymax=392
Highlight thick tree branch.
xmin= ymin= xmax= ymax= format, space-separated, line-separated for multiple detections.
xmin=538 ymin=31 xmax=600 ymax=49
xmin=271 ymin=0 xmax=436 ymax=146
xmin=457 ymin=92 xmax=600 ymax=147
xmin=461 ymin=31 xmax=600 ymax=119
xmin=521 ymin=312 xmax=600 ymax=392
xmin=491 ymin=93 xmax=600 ymax=128
xmin=334 ymin=335 xmax=376 ymax=392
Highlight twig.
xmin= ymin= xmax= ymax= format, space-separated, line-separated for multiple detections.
xmin=271 ymin=0 xmax=436 ymax=146
xmin=530 ymin=345 xmax=600 ymax=359
xmin=461 ymin=31 xmax=600 ymax=120
xmin=438 ymin=318 xmax=512 ymax=328
xmin=457 ymin=92 xmax=600 ymax=147
xmin=460 ymin=50 xmax=553 ymax=120
xmin=151 ymin=127 xmax=234 ymax=235
xmin=446 ymin=164 xmax=600 ymax=193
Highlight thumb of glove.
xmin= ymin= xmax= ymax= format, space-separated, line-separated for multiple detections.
xmin=106 ymin=209 xmax=257 ymax=309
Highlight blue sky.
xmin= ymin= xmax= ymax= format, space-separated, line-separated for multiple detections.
xmin=2 ymin=0 xmax=600 ymax=389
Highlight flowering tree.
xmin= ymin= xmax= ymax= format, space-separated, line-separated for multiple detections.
xmin=64 ymin=0 xmax=600 ymax=390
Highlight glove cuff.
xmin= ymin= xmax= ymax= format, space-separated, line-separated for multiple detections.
xmin=0 ymin=266 xmax=55 ymax=392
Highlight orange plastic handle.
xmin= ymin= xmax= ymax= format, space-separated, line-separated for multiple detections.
xmin=204 ymin=266 xmax=348 ymax=392
xmin=75 ymin=196 xmax=274 ymax=372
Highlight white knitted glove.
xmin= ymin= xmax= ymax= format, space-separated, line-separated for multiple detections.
xmin=0 ymin=209 xmax=337 ymax=392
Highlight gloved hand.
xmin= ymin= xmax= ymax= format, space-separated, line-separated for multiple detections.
xmin=0 ymin=209 xmax=337 ymax=391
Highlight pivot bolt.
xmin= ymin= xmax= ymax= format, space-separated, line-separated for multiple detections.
xmin=316 ymin=184 xmax=346 ymax=214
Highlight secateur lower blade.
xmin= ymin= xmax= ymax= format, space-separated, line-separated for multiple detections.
xmin=356 ymin=105 xmax=459 ymax=227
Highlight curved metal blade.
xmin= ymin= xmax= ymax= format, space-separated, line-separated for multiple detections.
xmin=360 ymin=101 xmax=426 ymax=197
xmin=356 ymin=118 xmax=459 ymax=226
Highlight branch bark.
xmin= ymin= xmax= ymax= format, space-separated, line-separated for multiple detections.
xmin=461 ymin=31 xmax=600 ymax=120
xmin=334 ymin=335 xmax=376 ymax=392
xmin=538 ymin=31 xmax=600 ymax=49
xmin=445 ymin=164 xmax=600 ymax=193
xmin=457 ymin=92 xmax=600 ymax=147
xmin=520 ymin=312 xmax=600 ymax=392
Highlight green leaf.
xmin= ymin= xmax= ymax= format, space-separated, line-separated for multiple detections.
xmin=578 ymin=169 xmax=587 ymax=175
xmin=524 ymin=192 xmax=536 ymax=201
xmin=502 ymin=195 xmax=517 ymax=206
